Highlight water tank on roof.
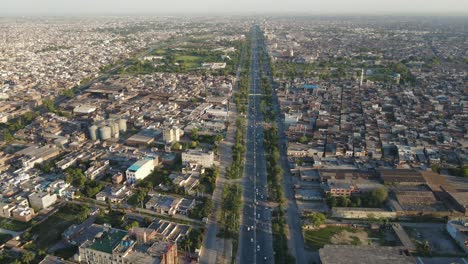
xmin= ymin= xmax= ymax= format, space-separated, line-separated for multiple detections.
xmin=118 ymin=119 xmax=127 ymax=132
xmin=99 ymin=126 xmax=112 ymax=140
xmin=88 ymin=125 xmax=98 ymax=141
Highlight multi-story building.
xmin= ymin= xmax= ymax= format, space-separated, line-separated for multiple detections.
xmin=181 ymin=149 xmax=214 ymax=168
xmin=78 ymin=226 xmax=177 ymax=264
xmin=162 ymin=127 xmax=182 ymax=144
xmin=28 ymin=192 xmax=57 ymax=210
xmin=126 ymin=158 xmax=157 ymax=184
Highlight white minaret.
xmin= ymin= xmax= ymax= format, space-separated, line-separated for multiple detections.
xmin=359 ymin=68 xmax=364 ymax=86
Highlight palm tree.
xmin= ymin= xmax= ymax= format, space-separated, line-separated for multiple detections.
xmin=21 ymin=252 xmax=35 ymax=264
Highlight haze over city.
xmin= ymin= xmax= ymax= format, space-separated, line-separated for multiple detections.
xmin=2 ymin=0 xmax=468 ymax=15
xmin=0 ymin=1 xmax=467 ymax=264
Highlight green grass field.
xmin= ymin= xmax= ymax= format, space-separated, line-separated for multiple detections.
xmin=174 ymin=55 xmax=203 ymax=68
xmin=0 ymin=217 xmax=30 ymax=231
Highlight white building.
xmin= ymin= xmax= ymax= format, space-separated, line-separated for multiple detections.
xmin=73 ymin=105 xmax=96 ymax=114
xmin=28 ymin=192 xmax=57 ymax=210
xmin=181 ymin=149 xmax=214 ymax=168
xmin=126 ymin=158 xmax=157 ymax=184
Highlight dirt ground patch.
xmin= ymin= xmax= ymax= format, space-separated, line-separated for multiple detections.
xmin=330 ymin=230 xmax=370 ymax=246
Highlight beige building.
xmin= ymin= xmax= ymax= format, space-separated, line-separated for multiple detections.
xmin=162 ymin=127 xmax=182 ymax=144
xmin=182 ymin=149 xmax=214 ymax=168
xmin=12 ymin=206 xmax=35 ymax=222
xmin=28 ymin=192 xmax=58 ymax=210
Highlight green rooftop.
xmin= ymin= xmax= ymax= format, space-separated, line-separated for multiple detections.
xmin=89 ymin=230 xmax=127 ymax=254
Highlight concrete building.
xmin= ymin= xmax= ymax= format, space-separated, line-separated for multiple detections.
xmin=0 ymin=203 xmax=16 ymax=218
xmin=126 ymin=158 xmax=157 ymax=184
xmin=11 ymin=206 xmax=35 ymax=222
xmin=162 ymin=127 xmax=182 ymax=144
xmin=181 ymin=149 xmax=214 ymax=168
xmin=28 ymin=192 xmax=57 ymax=210
xmin=78 ymin=226 xmax=178 ymax=264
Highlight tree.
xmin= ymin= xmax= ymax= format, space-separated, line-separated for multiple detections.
xmin=298 ymin=135 xmax=308 ymax=144
xmin=351 ymin=196 xmax=362 ymax=207
xmin=309 ymin=213 xmax=326 ymax=227
xmin=337 ymin=196 xmax=349 ymax=207
xmin=61 ymin=88 xmax=75 ymax=99
xmin=125 ymin=221 xmax=139 ymax=230
xmin=326 ymin=193 xmax=337 ymax=208
xmin=190 ymin=141 xmax=199 ymax=148
xmin=368 ymin=187 xmax=388 ymax=207
xmin=42 ymin=99 xmax=56 ymax=113
xmin=172 ymin=142 xmax=182 ymax=150
xmin=214 ymin=134 xmax=223 ymax=143
xmin=2 ymin=129 xmax=14 ymax=142
xmin=190 ymin=128 xmax=199 ymax=140
xmin=21 ymin=252 xmax=35 ymax=264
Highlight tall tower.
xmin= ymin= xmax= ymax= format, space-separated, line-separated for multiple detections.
xmin=395 ymin=73 xmax=401 ymax=85
xmin=359 ymin=68 xmax=364 ymax=87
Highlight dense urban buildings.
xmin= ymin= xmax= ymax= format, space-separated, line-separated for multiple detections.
xmin=0 ymin=12 xmax=467 ymax=264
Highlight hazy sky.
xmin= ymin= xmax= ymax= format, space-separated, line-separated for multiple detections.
xmin=2 ymin=0 xmax=468 ymax=15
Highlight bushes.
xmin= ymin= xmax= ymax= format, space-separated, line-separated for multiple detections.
xmin=199 ymin=166 xmax=219 ymax=194
xmin=219 ymin=184 xmax=242 ymax=238
xmin=65 ymin=167 xmax=103 ymax=198
xmin=179 ymin=228 xmax=203 ymax=252
xmin=190 ymin=197 xmax=213 ymax=220
xmin=226 ymin=117 xmax=246 ymax=179
xmin=264 ymin=126 xmax=284 ymax=203
xmin=325 ymin=187 xmax=388 ymax=208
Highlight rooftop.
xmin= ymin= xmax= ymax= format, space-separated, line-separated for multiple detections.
xmin=89 ymin=229 xmax=127 ymax=254
xmin=128 ymin=158 xmax=153 ymax=172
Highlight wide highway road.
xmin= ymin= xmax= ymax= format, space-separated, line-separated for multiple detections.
xmin=257 ymin=25 xmax=307 ymax=263
xmin=237 ymin=26 xmax=274 ymax=264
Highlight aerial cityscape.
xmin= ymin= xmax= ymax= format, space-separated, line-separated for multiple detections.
xmin=0 ymin=1 xmax=467 ymax=264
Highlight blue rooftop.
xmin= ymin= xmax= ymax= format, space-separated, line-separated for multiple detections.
xmin=304 ymin=84 xmax=318 ymax=89
xmin=128 ymin=158 xmax=153 ymax=172
xmin=128 ymin=164 xmax=141 ymax=171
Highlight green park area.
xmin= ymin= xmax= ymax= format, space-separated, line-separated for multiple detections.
xmin=121 ymin=41 xmax=240 ymax=75
xmin=24 ymin=204 xmax=90 ymax=251
xmin=0 ymin=217 xmax=30 ymax=232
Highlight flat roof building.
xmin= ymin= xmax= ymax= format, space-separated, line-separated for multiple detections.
xmin=126 ymin=158 xmax=156 ymax=184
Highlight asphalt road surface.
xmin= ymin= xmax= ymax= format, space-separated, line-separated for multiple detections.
xmin=237 ymin=26 xmax=274 ymax=264
xmin=258 ymin=25 xmax=307 ymax=264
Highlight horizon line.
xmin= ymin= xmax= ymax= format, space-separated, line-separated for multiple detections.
xmin=1 ymin=11 xmax=468 ymax=17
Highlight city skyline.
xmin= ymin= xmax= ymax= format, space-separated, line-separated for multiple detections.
xmin=2 ymin=0 xmax=468 ymax=15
